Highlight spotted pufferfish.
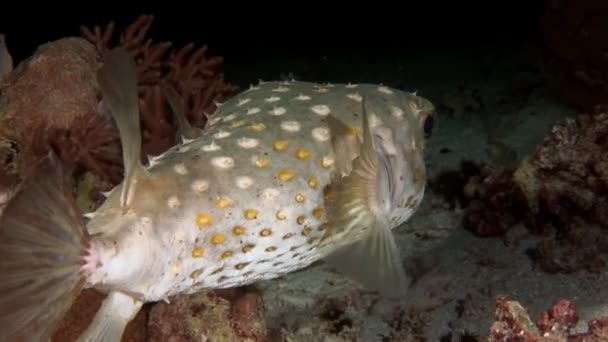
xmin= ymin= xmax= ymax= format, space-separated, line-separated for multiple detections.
xmin=0 ymin=48 xmax=435 ymax=341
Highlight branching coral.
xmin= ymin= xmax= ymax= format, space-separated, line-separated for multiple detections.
xmin=486 ymin=296 xmax=608 ymax=341
xmin=81 ymin=15 xmax=239 ymax=157
xmin=31 ymin=111 xmax=122 ymax=185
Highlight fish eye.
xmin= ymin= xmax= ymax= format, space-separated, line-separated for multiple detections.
xmin=423 ymin=115 xmax=434 ymax=138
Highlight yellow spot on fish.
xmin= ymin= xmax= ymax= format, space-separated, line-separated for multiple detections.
xmin=190 ymin=269 xmax=204 ymax=279
xmin=295 ymin=147 xmax=311 ymax=160
xmin=276 ymin=210 xmax=287 ymax=220
xmin=297 ymin=216 xmax=306 ymax=225
xmin=211 ymin=234 xmax=227 ymax=245
xmin=308 ymin=177 xmax=318 ymax=189
xmin=295 ymin=193 xmax=306 ymax=203
xmin=248 ymin=123 xmax=266 ymax=132
xmin=273 ymin=139 xmax=289 ymax=151
xmin=282 ymin=233 xmax=294 ymax=240
xmin=277 ymin=169 xmax=295 ymax=182
xmin=215 ymin=197 xmax=233 ymax=209
xmin=260 ymin=228 xmax=272 ymax=236
xmin=346 ymin=127 xmax=359 ymax=137
xmin=321 ymin=156 xmax=334 ymax=169
xmin=308 ymin=237 xmax=319 ymax=244
xmin=236 ymin=263 xmax=249 ymax=270
xmin=244 ymin=209 xmax=258 ymax=220
xmin=242 ymin=244 xmax=255 ymax=253
xmin=313 ymin=207 xmax=325 ymax=218
xmin=318 ymin=223 xmax=330 ymax=231
xmin=232 ymin=226 xmax=246 ymax=236
xmin=265 ymin=246 xmax=277 ymax=252
xmin=221 ymin=251 xmax=233 ymax=259
xmin=253 ymin=157 xmax=270 ymax=169
xmin=192 ymin=247 xmax=205 ymax=258
xmin=195 ymin=214 xmax=213 ymax=228
xmin=302 ymin=227 xmax=313 ymax=236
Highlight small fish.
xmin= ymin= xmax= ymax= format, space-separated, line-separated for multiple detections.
xmin=0 ymin=48 xmax=435 ymax=341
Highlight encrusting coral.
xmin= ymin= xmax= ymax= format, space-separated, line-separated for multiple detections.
xmin=485 ymin=296 xmax=608 ymax=341
xmin=463 ymin=109 xmax=608 ymax=274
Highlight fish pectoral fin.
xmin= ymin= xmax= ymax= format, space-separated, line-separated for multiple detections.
xmin=324 ymin=215 xmax=410 ymax=298
xmin=322 ymin=97 xmax=409 ymax=298
xmin=76 ymin=291 xmax=143 ymax=342
xmin=97 ymin=48 xmax=149 ymax=211
xmin=326 ymin=113 xmax=361 ymax=177
xmin=160 ymin=80 xmax=204 ymax=141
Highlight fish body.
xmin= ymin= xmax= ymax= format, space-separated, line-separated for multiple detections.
xmin=0 ymin=49 xmax=435 ymax=341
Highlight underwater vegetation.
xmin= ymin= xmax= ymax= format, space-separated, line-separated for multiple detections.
xmin=0 ymin=15 xmax=238 ymax=204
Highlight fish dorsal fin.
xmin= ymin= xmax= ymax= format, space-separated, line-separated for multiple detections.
xmin=97 ymin=48 xmax=148 ymax=212
xmin=160 ymin=81 xmax=203 ymax=140
xmin=326 ymin=114 xmax=361 ymax=178
xmin=323 ymin=97 xmax=410 ymax=298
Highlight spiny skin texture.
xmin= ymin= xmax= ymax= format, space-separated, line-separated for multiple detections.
xmin=86 ymin=81 xmax=433 ymax=302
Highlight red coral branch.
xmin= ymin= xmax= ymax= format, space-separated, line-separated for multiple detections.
xmin=80 ymin=14 xmax=239 ymax=158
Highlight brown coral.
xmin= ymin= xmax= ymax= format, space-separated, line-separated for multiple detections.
xmin=486 ymin=296 xmax=608 ymax=341
xmin=80 ymin=14 xmax=239 ymax=158
xmin=0 ymin=37 xmax=121 ymax=188
xmin=462 ymin=110 xmax=608 ymax=274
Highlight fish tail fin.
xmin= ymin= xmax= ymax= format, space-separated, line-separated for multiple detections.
xmin=0 ymin=152 xmax=91 ymax=341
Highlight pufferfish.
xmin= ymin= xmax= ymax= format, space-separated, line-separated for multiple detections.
xmin=0 ymin=48 xmax=435 ymax=341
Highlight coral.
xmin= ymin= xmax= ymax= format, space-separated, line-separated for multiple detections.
xmin=532 ymin=1 xmax=608 ymax=112
xmin=80 ymin=15 xmax=239 ymax=157
xmin=148 ymin=286 xmax=266 ymax=341
xmin=463 ymin=110 xmax=608 ymax=274
xmin=462 ymin=166 xmax=528 ymax=237
xmin=485 ymin=296 xmax=608 ymax=341
xmin=0 ymin=37 xmax=121 ymax=188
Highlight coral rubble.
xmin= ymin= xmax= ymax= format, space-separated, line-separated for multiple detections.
xmin=463 ymin=109 xmax=608 ymax=274
xmin=486 ymin=296 xmax=608 ymax=341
